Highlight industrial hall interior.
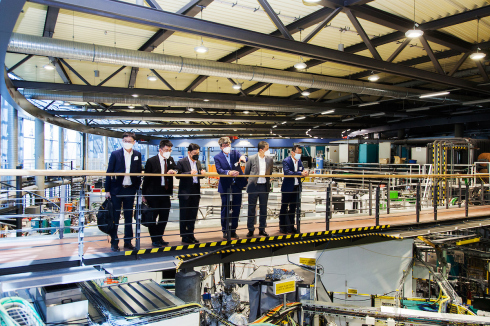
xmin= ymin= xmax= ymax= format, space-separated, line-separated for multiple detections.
xmin=6 ymin=0 xmax=490 ymax=325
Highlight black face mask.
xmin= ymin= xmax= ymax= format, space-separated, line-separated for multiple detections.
xmin=192 ymin=154 xmax=199 ymax=161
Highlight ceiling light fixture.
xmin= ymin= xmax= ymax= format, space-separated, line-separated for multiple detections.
xmin=303 ymin=0 xmax=321 ymax=2
xmin=132 ymin=94 xmax=139 ymax=98
xmin=128 ymin=105 xmax=135 ymax=109
xmin=232 ymin=83 xmax=242 ymax=90
xmin=313 ymin=126 xmax=319 ymax=128
xmin=194 ymin=42 xmax=209 ymax=54
xmin=370 ymin=112 xmax=386 ymax=117
xmin=203 ymin=99 xmax=210 ymax=102
xmin=294 ymin=59 xmax=307 ymax=70
xmin=43 ymin=63 xmax=55 ymax=70
xmin=63 ymin=101 xmax=71 ymax=106
xmin=405 ymin=106 xmax=430 ymax=112
xmin=243 ymin=110 xmax=250 ymax=114
xmin=368 ymin=74 xmax=380 ymax=82
xmin=301 ymin=90 xmax=311 ymax=96
xmin=342 ymin=117 xmax=355 ymax=122
xmin=405 ymin=0 xmax=423 ymax=38
xmin=281 ymin=121 xmax=287 ymax=124
xmin=272 ymin=125 xmax=277 ymax=128
xmin=295 ymin=116 xmax=306 ymax=120
xmin=471 ymin=18 xmax=485 ymax=60
xmin=187 ymin=108 xmax=194 ymax=112
xmin=419 ymin=91 xmax=450 ymax=98
xmin=358 ymin=101 xmax=380 ymax=107
xmin=147 ymin=75 xmax=157 ymax=82
xmin=322 ymin=110 xmax=335 ymax=115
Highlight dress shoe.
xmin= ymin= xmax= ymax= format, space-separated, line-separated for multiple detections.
xmin=152 ymin=241 xmax=163 ymax=248
xmin=230 ymin=232 xmax=239 ymax=240
xmin=111 ymin=244 xmax=120 ymax=252
xmin=290 ymin=227 xmax=298 ymax=234
xmin=123 ymin=242 xmax=135 ymax=250
xmin=258 ymin=230 xmax=269 ymax=237
xmin=191 ymin=236 xmax=200 ymax=244
xmin=182 ymin=237 xmax=194 ymax=244
xmin=246 ymin=231 xmax=254 ymax=238
xmin=160 ymin=240 xmax=169 ymax=246
xmin=279 ymin=228 xmax=289 ymax=234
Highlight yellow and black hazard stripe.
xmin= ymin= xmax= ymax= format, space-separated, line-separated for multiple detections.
xmin=125 ymin=225 xmax=391 ymax=256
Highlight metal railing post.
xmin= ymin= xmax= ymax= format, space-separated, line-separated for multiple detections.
xmin=226 ymin=185 xmax=232 ymax=241
xmin=446 ymin=179 xmax=449 ymax=209
xmin=59 ymin=184 xmax=66 ymax=239
xmin=135 ymin=189 xmax=142 ymax=250
xmin=433 ymin=179 xmax=438 ymax=221
xmin=458 ymin=178 xmax=462 ymax=208
xmin=416 ymin=181 xmax=420 ymax=223
xmin=325 ymin=182 xmax=332 ymax=231
xmin=387 ymin=179 xmax=391 ymax=214
xmin=296 ymin=183 xmax=302 ymax=234
xmin=375 ymin=186 xmax=380 ymax=226
xmin=368 ymin=182 xmax=372 ymax=216
xmin=465 ymin=181 xmax=469 ymax=218
xmin=78 ymin=178 xmax=85 ymax=266
xmin=15 ymin=165 xmax=23 ymax=237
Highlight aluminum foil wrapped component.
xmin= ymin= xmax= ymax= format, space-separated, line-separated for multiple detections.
xmin=228 ymin=313 xmax=248 ymax=325
xmin=266 ymin=268 xmax=304 ymax=282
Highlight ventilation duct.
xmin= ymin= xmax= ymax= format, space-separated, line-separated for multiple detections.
xmin=8 ymin=33 xmax=423 ymax=99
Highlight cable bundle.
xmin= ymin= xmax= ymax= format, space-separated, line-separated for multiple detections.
xmin=0 ymin=297 xmax=44 ymax=326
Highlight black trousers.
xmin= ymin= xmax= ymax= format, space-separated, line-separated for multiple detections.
xmin=146 ymin=195 xmax=171 ymax=243
xmin=247 ymin=184 xmax=269 ymax=232
xmin=279 ymin=186 xmax=299 ymax=232
xmin=110 ymin=186 xmax=136 ymax=245
xmin=179 ymin=185 xmax=200 ymax=238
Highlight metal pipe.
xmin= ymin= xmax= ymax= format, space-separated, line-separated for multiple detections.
xmin=7 ymin=105 xmax=18 ymax=170
xmin=8 ymin=33 xmax=424 ymax=98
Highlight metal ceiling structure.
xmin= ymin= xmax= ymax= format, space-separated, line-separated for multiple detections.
xmin=3 ymin=0 xmax=490 ymax=139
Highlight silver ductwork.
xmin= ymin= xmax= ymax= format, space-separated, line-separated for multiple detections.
xmin=8 ymin=33 xmax=423 ymax=99
xmin=21 ymin=89 xmax=324 ymax=113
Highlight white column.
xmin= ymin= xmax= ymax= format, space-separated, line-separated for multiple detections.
xmin=35 ymin=118 xmax=45 ymax=196
xmin=58 ymin=127 xmax=64 ymax=169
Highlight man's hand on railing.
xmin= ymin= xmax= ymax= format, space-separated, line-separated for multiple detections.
xmin=105 ymin=192 xmax=111 ymax=199
xmin=167 ymin=169 xmax=177 ymax=174
xmin=191 ymin=169 xmax=198 ymax=175
xmin=301 ymin=170 xmax=309 ymax=177
xmin=200 ymin=169 xmax=206 ymax=175
xmin=228 ymin=170 xmax=239 ymax=177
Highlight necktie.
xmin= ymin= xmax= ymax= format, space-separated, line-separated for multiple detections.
xmin=164 ymin=159 xmax=168 ymax=190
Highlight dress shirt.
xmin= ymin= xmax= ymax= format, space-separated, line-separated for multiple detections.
xmin=158 ymin=153 xmax=167 ymax=186
xmin=293 ymin=158 xmax=299 ymax=186
xmin=225 ymin=153 xmax=231 ymax=168
xmin=188 ymin=156 xmax=198 ymax=183
xmin=123 ymin=149 xmax=133 ymax=186
xmin=258 ymin=155 xmax=266 ymax=184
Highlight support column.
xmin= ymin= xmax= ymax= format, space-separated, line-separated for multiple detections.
xmin=397 ymin=129 xmax=405 ymax=140
xmin=206 ymin=147 xmax=210 ymax=172
xmin=59 ymin=127 xmax=64 ymax=169
xmin=7 ymin=105 xmax=18 ymax=170
xmin=145 ymin=143 xmax=149 ymax=162
xmin=82 ymin=133 xmax=88 ymax=170
xmin=35 ymin=118 xmax=45 ymax=198
xmin=103 ymin=136 xmax=109 ymax=169
xmin=454 ymin=123 xmax=464 ymax=138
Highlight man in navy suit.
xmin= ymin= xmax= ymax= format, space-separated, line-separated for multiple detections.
xmin=279 ymin=145 xmax=309 ymax=234
xmin=105 ymin=132 xmax=142 ymax=252
xmin=214 ymin=137 xmax=247 ymax=239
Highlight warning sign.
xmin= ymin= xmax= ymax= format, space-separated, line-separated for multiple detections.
xmin=347 ymin=288 xmax=358 ymax=295
xmin=299 ymin=258 xmax=316 ymax=266
xmin=274 ymin=279 xmax=296 ymax=295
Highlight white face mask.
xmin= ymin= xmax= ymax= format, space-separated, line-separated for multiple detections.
xmin=123 ymin=142 xmax=134 ymax=150
xmin=223 ymin=146 xmax=231 ymax=154
xmin=264 ymin=149 xmax=272 ymax=156
xmin=294 ymin=153 xmax=301 ymax=161
xmin=161 ymin=151 xmax=171 ymax=159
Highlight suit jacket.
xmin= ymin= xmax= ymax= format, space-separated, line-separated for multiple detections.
xmin=245 ymin=154 xmax=273 ymax=193
xmin=281 ymin=156 xmax=304 ymax=192
xmin=142 ymin=154 xmax=177 ymax=198
xmin=176 ymin=156 xmax=204 ymax=199
xmin=214 ymin=150 xmax=247 ymax=192
xmin=106 ymin=148 xmax=142 ymax=195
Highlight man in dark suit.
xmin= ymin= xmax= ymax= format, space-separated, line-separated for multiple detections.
xmin=245 ymin=141 xmax=273 ymax=237
xmin=142 ymin=139 xmax=177 ymax=247
xmin=105 ymin=132 xmax=142 ymax=252
xmin=279 ymin=145 xmax=309 ymax=234
xmin=214 ymin=137 xmax=247 ymax=239
xmin=176 ymin=143 xmax=206 ymax=244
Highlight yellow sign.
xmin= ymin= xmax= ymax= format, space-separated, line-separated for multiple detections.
xmin=274 ymin=279 xmax=296 ymax=295
xmin=456 ymin=238 xmax=480 ymax=246
xmin=299 ymin=258 xmax=316 ymax=266
xmin=347 ymin=288 xmax=358 ymax=295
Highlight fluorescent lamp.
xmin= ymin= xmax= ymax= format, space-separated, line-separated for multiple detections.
xmin=342 ymin=117 xmax=355 ymax=122
xmin=322 ymin=110 xmax=335 ymax=114
xmin=132 ymin=94 xmax=139 ymax=98
xmin=325 ymin=122 xmax=333 ymax=125
xmin=358 ymin=101 xmax=380 ymax=107
xmin=281 ymin=121 xmax=287 ymax=124
xmin=301 ymin=91 xmax=311 ymax=96
xmin=370 ymin=112 xmax=385 ymax=117
xmin=470 ymin=52 xmax=486 ymax=60
xmin=203 ymin=99 xmax=210 ymax=102
xmin=313 ymin=126 xmax=319 ymax=128
xmin=294 ymin=62 xmax=307 ymax=70
xmin=272 ymin=125 xmax=277 ymax=128
xmin=147 ymin=75 xmax=157 ymax=81
xmin=405 ymin=28 xmax=424 ymax=38
xmin=43 ymin=64 xmax=55 ymax=70
xmin=419 ymin=91 xmax=450 ymax=98
xmin=463 ymin=99 xmax=490 ymax=105
xmin=406 ymin=106 xmax=430 ymax=112
xmin=368 ymin=75 xmax=380 ymax=82
xmin=295 ymin=116 xmax=306 ymax=120
xmin=194 ymin=45 xmax=209 ymax=54
xmin=450 ymin=110 xmax=473 ymax=115
xmin=243 ymin=110 xmax=249 ymax=114
xmin=128 ymin=105 xmax=135 ymax=109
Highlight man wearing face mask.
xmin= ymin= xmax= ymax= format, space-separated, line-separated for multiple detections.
xmin=105 ymin=132 xmax=142 ymax=252
xmin=142 ymin=139 xmax=177 ymax=247
xmin=244 ymin=141 xmax=273 ymax=237
xmin=279 ymin=145 xmax=309 ymax=234
xmin=214 ymin=137 xmax=247 ymax=239
xmin=176 ymin=143 xmax=206 ymax=244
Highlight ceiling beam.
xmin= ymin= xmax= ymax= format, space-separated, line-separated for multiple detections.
xmin=476 ymin=61 xmax=490 ymax=83
xmin=386 ymin=38 xmax=409 ymax=63
xmin=7 ymin=54 xmax=33 ymax=73
xmin=448 ymin=52 xmax=470 ymax=77
xmin=42 ymin=6 xmax=59 ymax=37
xmin=419 ymin=36 xmax=445 ymax=75
xmin=97 ymin=66 xmax=126 ymax=86
xmin=345 ymin=9 xmax=381 ymax=61
xmin=257 ymin=0 xmax=293 ymax=40
xmin=91 ymin=124 xmax=315 ymax=130
xmin=303 ymin=7 xmax=341 ymax=43
xmin=49 ymin=57 xmax=71 ymax=84
xmin=58 ymin=58 xmax=90 ymax=85
xmin=150 ymin=69 xmax=175 ymax=91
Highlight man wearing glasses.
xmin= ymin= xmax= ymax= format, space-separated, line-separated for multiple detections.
xmin=105 ymin=132 xmax=142 ymax=252
xmin=142 ymin=139 xmax=177 ymax=247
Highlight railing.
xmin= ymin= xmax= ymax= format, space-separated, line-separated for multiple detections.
xmin=0 ymin=168 xmax=488 ymax=267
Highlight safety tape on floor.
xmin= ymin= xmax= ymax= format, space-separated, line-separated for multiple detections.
xmin=174 ymin=232 xmax=402 ymax=260
xmin=124 ymin=225 xmax=391 ymax=256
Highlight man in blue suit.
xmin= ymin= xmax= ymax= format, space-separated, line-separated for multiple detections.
xmin=214 ymin=137 xmax=247 ymax=239
xmin=105 ymin=132 xmax=142 ymax=252
xmin=279 ymin=145 xmax=309 ymax=234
